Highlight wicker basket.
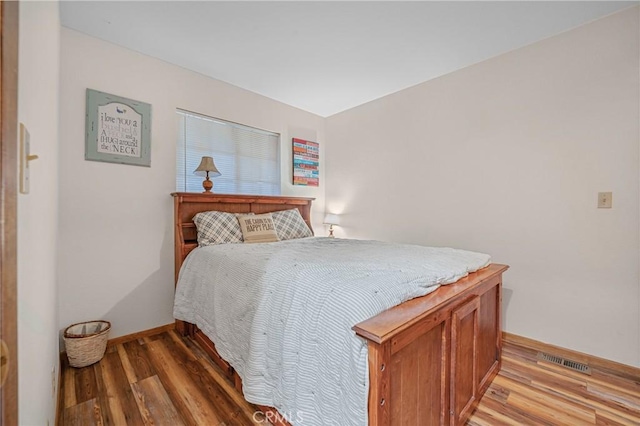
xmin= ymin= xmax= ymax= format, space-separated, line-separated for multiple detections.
xmin=64 ymin=320 xmax=111 ymax=368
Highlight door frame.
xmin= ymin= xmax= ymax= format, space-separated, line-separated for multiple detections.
xmin=0 ymin=0 xmax=19 ymax=425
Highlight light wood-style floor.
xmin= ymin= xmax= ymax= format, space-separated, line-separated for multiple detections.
xmin=58 ymin=329 xmax=640 ymax=425
xmin=467 ymin=341 xmax=640 ymax=425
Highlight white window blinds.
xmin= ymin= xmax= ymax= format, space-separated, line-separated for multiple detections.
xmin=176 ymin=110 xmax=281 ymax=195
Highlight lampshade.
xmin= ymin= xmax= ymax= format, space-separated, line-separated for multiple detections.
xmin=323 ymin=213 xmax=341 ymax=226
xmin=193 ymin=156 xmax=221 ymax=177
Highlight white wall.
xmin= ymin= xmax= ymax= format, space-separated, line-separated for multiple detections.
xmin=326 ymin=8 xmax=640 ymax=367
xmin=58 ymin=28 xmax=326 ymax=339
xmin=17 ymin=1 xmax=61 ymax=425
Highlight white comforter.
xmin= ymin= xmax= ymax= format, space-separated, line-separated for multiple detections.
xmin=173 ymin=237 xmax=490 ymax=426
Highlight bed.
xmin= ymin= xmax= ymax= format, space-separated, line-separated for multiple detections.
xmin=172 ymin=192 xmax=508 ymax=426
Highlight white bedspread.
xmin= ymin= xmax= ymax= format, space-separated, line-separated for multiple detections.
xmin=173 ymin=237 xmax=490 ymax=426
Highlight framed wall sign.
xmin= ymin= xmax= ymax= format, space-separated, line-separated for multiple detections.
xmin=292 ymin=137 xmax=319 ymax=186
xmin=85 ymin=89 xmax=152 ymax=167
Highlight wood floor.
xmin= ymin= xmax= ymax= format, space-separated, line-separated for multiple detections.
xmin=467 ymin=342 xmax=640 ymax=426
xmin=58 ymin=329 xmax=640 ymax=426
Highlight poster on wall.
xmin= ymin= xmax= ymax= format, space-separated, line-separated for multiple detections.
xmin=85 ymin=89 xmax=152 ymax=167
xmin=292 ymin=138 xmax=319 ymax=186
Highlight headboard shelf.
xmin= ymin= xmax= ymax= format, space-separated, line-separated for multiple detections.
xmin=171 ymin=192 xmax=315 ymax=204
xmin=172 ymin=192 xmax=315 ymax=282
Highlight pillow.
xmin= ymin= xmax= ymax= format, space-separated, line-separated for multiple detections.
xmin=193 ymin=211 xmax=251 ymax=246
xmin=272 ymin=208 xmax=313 ymax=240
xmin=237 ymin=213 xmax=279 ymax=244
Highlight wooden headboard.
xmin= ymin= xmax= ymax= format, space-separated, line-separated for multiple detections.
xmin=172 ymin=192 xmax=315 ymax=282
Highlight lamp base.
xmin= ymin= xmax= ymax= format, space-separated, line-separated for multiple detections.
xmin=202 ymin=177 xmax=213 ymax=193
xmin=328 ymin=225 xmax=335 ymax=238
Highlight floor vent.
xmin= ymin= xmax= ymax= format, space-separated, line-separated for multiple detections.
xmin=537 ymin=352 xmax=592 ymax=375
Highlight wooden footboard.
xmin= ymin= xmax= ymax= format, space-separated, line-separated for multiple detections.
xmin=176 ymin=264 xmax=507 ymax=426
xmin=353 ymin=264 xmax=507 ymax=426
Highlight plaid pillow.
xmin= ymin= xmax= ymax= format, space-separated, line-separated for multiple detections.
xmin=193 ymin=211 xmax=251 ymax=246
xmin=272 ymin=209 xmax=313 ymax=241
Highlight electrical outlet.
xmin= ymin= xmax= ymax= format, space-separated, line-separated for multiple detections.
xmin=598 ymin=192 xmax=612 ymax=208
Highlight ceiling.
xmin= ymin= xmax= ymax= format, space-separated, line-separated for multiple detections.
xmin=60 ymin=1 xmax=636 ymax=117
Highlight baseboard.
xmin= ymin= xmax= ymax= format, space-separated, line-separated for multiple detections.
xmin=503 ymin=332 xmax=640 ymax=378
xmin=60 ymin=323 xmax=176 ymax=357
xmin=106 ymin=323 xmax=175 ymax=347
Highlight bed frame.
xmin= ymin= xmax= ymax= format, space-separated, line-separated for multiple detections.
xmin=172 ymin=192 xmax=508 ymax=426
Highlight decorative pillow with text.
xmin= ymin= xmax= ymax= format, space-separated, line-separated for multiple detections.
xmin=237 ymin=213 xmax=279 ymax=244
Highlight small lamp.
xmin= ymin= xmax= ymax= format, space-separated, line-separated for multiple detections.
xmin=194 ymin=156 xmax=221 ymax=193
xmin=323 ymin=213 xmax=341 ymax=238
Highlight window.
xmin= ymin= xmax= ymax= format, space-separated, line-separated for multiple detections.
xmin=176 ymin=110 xmax=281 ymax=195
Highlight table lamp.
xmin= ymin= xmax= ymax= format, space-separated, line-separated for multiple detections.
xmin=323 ymin=213 xmax=341 ymax=238
xmin=194 ymin=156 xmax=222 ymax=193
